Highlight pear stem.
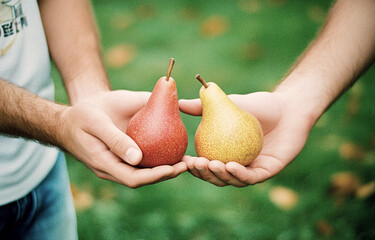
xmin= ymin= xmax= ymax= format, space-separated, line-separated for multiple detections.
xmin=166 ymin=58 xmax=175 ymax=81
xmin=195 ymin=74 xmax=208 ymax=88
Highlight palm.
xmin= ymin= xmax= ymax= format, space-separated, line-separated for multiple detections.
xmin=79 ymin=90 xmax=149 ymax=132
xmin=62 ymin=90 xmax=187 ymax=188
xmin=179 ymin=91 xmax=311 ymax=187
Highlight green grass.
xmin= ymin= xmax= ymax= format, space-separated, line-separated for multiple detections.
xmin=52 ymin=0 xmax=375 ymax=239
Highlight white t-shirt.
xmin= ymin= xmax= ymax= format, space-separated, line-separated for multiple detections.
xmin=0 ymin=0 xmax=59 ymax=205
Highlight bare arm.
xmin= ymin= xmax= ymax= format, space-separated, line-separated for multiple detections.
xmin=180 ymin=0 xmax=375 ymax=187
xmin=37 ymin=0 xmax=187 ymax=187
xmin=275 ymin=0 xmax=375 ymax=124
xmin=38 ymin=0 xmax=110 ymax=104
xmin=0 ymin=78 xmax=66 ymax=147
xmin=0 ymin=0 xmax=188 ymax=188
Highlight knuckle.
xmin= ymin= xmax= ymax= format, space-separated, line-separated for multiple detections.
xmin=108 ymin=134 xmax=126 ymax=153
xmin=219 ymin=176 xmax=230 ymax=182
xmin=124 ymin=179 xmax=140 ymax=189
xmin=128 ymin=183 xmax=140 ymax=189
xmin=200 ymin=172 xmax=211 ymax=180
xmin=202 ymin=175 xmax=214 ymax=182
xmin=245 ymin=178 xmax=257 ymax=185
xmin=88 ymin=158 xmax=103 ymax=172
xmin=95 ymin=171 xmax=107 ymax=180
xmin=216 ymin=183 xmax=228 ymax=187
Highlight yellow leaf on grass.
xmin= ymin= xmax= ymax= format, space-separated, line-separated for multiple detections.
xmin=269 ymin=186 xmax=299 ymax=210
xmin=200 ymin=16 xmax=228 ymax=38
xmin=320 ymin=134 xmax=342 ymax=151
xmin=316 ymin=219 xmax=334 ymax=237
xmin=99 ymin=184 xmax=118 ymax=201
xmin=105 ymin=45 xmax=136 ymax=69
xmin=330 ymin=171 xmax=361 ymax=197
xmin=356 ymin=181 xmax=375 ymax=199
xmin=110 ymin=13 xmax=135 ymax=30
xmin=347 ymin=95 xmax=360 ymax=115
xmin=339 ymin=142 xmax=365 ymax=161
xmin=239 ymin=0 xmax=261 ymax=13
xmin=179 ymin=7 xmax=198 ymax=20
xmin=266 ymin=0 xmax=287 ymax=6
xmin=242 ymin=42 xmax=264 ymax=61
xmin=70 ymin=184 xmax=94 ymax=212
xmin=307 ymin=6 xmax=327 ymax=24
xmin=137 ymin=4 xmax=158 ymax=19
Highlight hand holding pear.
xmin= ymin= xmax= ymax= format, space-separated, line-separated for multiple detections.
xmin=126 ymin=59 xmax=188 ymax=167
xmin=194 ymin=74 xmax=263 ymax=166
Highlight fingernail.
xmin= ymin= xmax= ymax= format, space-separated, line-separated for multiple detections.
xmin=125 ymin=147 xmax=142 ymax=165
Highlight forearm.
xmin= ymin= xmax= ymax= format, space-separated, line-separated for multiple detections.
xmin=0 ymin=79 xmax=68 ymax=147
xmin=38 ymin=0 xmax=110 ymax=104
xmin=275 ymin=0 xmax=375 ymax=125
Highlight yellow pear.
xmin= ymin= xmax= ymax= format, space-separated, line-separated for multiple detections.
xmin=194 ymin=75 xmax=263 ymax=166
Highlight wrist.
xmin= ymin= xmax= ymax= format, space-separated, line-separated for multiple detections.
xmin=54 ymin=104 xmax=73 ymax=150
xmin=65 ymin=73 xmax=111 ymax=105
xmin=273 ymin=74 xmax=329 ymax=129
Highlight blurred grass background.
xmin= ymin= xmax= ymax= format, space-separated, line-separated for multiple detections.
xmin=52 ymin=0 xmax=375 ymax=239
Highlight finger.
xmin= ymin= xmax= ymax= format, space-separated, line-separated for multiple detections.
xmin=225 ymin=161 xmax=273 ymax=185
xmin=85 ymin=164 xmax=118 ymax=183
xmin=83 ymin=152 xmax=134 ymax=185
xmin=228 ymin=93 xmax=282 ymax=134
xmin=165 ymin=162 xmax=188 ymax=180
xmin=208 ymin=161 xmax=247 ymax=187
xmin=194 ymin=157 xmax=228 ymax=187
xmin=119 ymin=91 xmax=151 ymax=115
xmin=171 ymin=161 xmax=188 ymax=176
xmin=126 ymin=165 xmax=176 ymax=188
xmin=93 ymin=149 xmax=182 ymax=188
xmin=182 ymin=155 xmax=202 ymax=178
xmin=91 ymin=168 xmax=118 ymax=183
xmin=87 ymin=115 xmax=143 ymax=165
xmin=178 ymin=98 xmax=202 ymax=116
xmin=131 ymin=162 xmax=187 ymax=186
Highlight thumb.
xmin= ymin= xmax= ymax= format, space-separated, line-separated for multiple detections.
xmin=89 ymin=116 xmax=143 ymax=165
xmin=178 ymin=98 xmax=202 ymax=116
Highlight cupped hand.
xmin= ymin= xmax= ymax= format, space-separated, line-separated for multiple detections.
xmin=179 ymin=91 xmax=313 ymax=187
xmin=59 ymin=90 xmax=187 ymax=188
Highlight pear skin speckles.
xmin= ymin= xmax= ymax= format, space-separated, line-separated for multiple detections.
xmin=126 ymin=77 xmax=188 ymax=167
xmin=195 ymin=83 xmax=263 ymax=166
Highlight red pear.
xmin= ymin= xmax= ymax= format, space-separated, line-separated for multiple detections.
xmin=126 ymin=59 xmax=188 ymax=167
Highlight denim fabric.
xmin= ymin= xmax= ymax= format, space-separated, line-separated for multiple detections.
xmin=0 ymin=152 xmax=77 ymax=240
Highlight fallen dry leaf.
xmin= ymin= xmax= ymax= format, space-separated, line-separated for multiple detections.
xmin=99 ymin=184 xmax=118 ymax=201
xmin=105 ymin=44 xmax=136 ymax=69
xmin=307 ymin=5 xmax=327 ymax=24
xmin=320 ymin=134 xmax=342 ymax=151
xmin=70 ymin=184 xmax=94 ymax=212
xmin=356 ymin=181 xmax=375 ymax=199
xmin=269 ymin=186 xmax=299 ymax=210
xmin=330 ymin=171 xmax=361 ymax=197
xmin=200 ymin=16 xmax=228 ymax=38
xmin=110 ymin=13 xmax=135 ymax=30
xmin=239 ymin=0 xmax=262 ymax=13
xmin=347 ymin=95 xmax=360 ymax=115
xmin=266 ymin=0 xmax=286 ymax=6
xmin=315 ymin=114 xmax=329 ymax=128
xmin=137 ymin=4 xmax=158 ymax=19
xmin=339 ymin=142 xmax=365 ymax=161
xmin=179 ymin=7 xmax=198 ymax=20
xmin=316 ymin=219 xmax=334 ymax=237
xmin=242 ymin=42 xmax=264 ymax=61
xmin=349 ymin=82 xmax=363 ymax=97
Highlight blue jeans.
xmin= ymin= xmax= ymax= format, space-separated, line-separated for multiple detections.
xmin=0 ymin=152 xmax=77 ymax=240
